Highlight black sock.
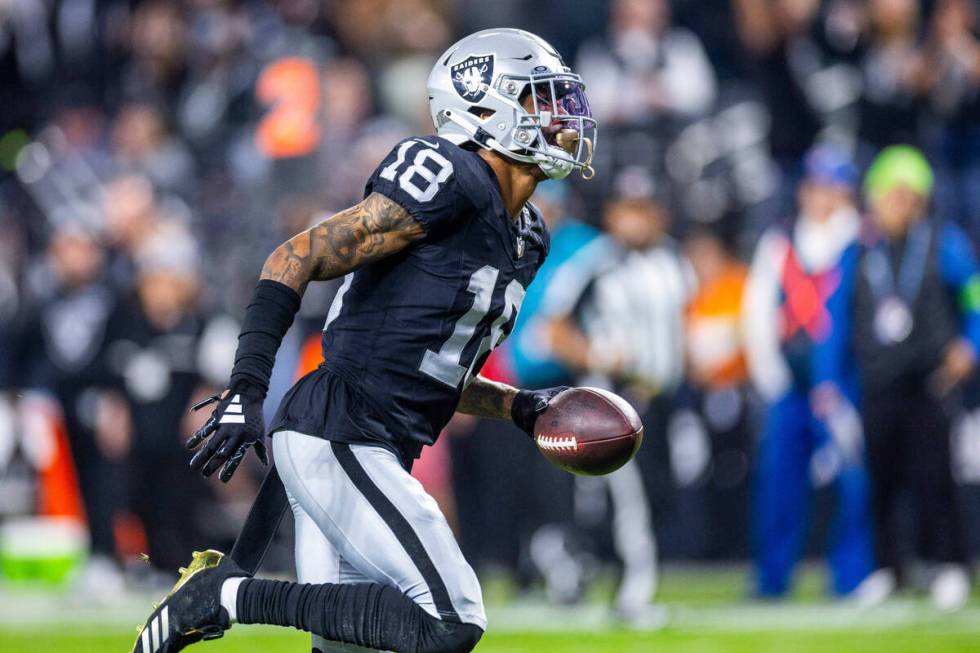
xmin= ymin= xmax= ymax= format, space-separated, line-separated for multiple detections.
xmin=236 ymin=579 xmax=482 ymax=653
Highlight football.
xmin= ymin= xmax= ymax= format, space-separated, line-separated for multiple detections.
xmin=534 ymin=387 xmax=643 ymax=476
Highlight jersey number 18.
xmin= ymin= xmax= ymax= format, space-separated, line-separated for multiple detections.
xmin=379 ymin=139 xmax=453 ymax=202
xmin=420 ymin=265 xmax=525 ymax=389
xmin=379 ymin=139 xmax=527 ymax=389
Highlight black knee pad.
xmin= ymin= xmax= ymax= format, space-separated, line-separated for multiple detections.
xmin=417 ymin=612 xmax=484 ymax=653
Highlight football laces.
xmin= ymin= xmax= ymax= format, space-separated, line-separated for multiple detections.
xmin=535 ymin=434 xmax=578 ymax=452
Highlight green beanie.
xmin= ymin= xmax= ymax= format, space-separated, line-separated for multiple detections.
xmin=863 ymin=145 xmax=934 ymax=203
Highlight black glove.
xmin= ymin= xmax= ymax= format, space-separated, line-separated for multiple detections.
xmin=511 ymin=386 xmax=569 ymax=437
xmin=187 ymin=382 xmax=268 ymax=482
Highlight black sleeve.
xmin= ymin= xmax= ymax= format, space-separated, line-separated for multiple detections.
xmin=12 ymin=307 xmax=52 ymax=391
xmin=364 ymin=138 xmax=472 ymax=237
xmin=0 ymin=321 xmax=18 ymax=390
xmin=90 ymin=299 xmax=128 ymax=393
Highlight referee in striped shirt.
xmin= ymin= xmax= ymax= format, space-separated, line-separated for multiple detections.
xmin=541 ymin=194 xmax=694 ymax=626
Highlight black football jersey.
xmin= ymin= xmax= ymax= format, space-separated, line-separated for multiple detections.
xmin=270 ymin=136 xmax=550 ymax=466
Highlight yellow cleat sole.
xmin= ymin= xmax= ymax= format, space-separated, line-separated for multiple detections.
xmin=130 ymin=550 xmax=226 ymax=652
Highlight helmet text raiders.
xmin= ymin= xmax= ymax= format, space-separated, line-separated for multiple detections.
xmin=428 ymin=28 xmax=597 ymax=180
xmin=452 ymin=55 xmax=494 ymax=101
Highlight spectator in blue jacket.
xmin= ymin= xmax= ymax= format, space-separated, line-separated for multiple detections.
xmin=743 ymin=144 xmax=875 ymax=599
xmin=852 ymin=145 xmax=979 ymax=611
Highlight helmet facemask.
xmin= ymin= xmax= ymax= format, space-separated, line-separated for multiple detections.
xmin=509 ymin=74 xmax=596 ymax=180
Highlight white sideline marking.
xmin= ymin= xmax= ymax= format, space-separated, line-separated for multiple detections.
xmin=484 ymin=600 xmax=980 ymax=634
xmin=1 ymin=590 xmax=980 ymax=635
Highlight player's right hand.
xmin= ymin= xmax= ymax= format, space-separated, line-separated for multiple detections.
xmin=187 ymin=383 xmax=268 ymax=483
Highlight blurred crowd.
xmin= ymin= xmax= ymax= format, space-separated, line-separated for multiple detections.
xmin=1 ymin=0 xmax=980 ymax=618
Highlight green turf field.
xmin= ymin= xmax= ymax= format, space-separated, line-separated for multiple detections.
xmin=2 ymin=566 xmax=978 ymax=652
xmin=2 ymin=619 xmax=979 ymax=653
xmin=2 ymin=626 xmax=979 ymax=653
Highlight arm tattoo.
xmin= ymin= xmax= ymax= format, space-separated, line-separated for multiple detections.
xmin=456 ymin=376 xmax=518 ymax=420
xmin=260 ymin=192 xmax=425 ymax=293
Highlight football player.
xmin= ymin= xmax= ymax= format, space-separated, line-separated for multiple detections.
xmin=132 ymin=28 xmax=596 ymax=653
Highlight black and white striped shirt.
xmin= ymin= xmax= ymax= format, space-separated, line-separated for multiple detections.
xmin=544 ymin=235 xmax=694 ymax=393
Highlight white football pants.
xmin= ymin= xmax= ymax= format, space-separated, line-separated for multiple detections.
xmin=273 ymin=431 xmax=486 ymax=653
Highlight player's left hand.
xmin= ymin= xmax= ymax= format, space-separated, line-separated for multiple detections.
xmin=511 ymin=386 xmax=569 ymax=437
xmin=187 ymin=383 xmax=268 ymax=482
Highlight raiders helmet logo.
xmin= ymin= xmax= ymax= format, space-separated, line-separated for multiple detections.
xmin=451 ymin=54 xmax=494 ymax=102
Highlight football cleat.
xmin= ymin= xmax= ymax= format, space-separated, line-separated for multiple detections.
xmin=131 ymin=550 xmax=245 ymax=653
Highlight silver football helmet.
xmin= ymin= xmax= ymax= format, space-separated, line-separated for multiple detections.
xmin=427 ymin=28 xmax=597 ymax=180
